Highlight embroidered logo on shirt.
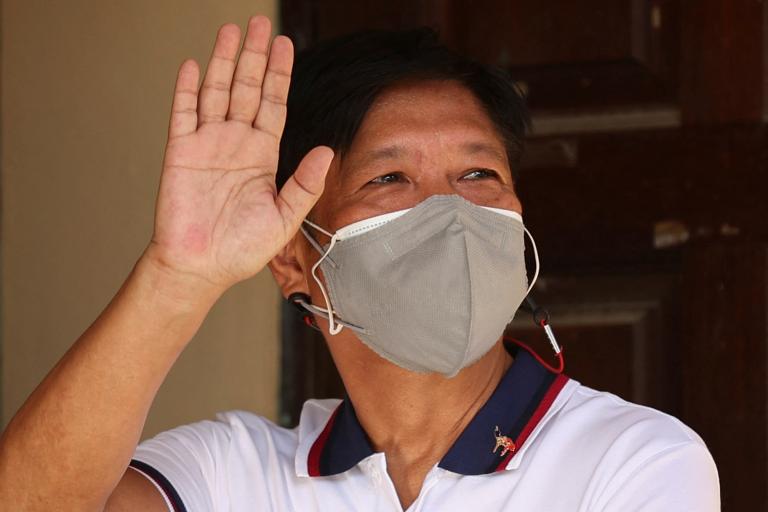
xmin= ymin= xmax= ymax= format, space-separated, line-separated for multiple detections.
xmin=493 ymin=426 xmax=516 ymax=457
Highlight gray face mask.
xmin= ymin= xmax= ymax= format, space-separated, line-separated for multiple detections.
xmin=298 ymin=194 xmax=539 ymax=378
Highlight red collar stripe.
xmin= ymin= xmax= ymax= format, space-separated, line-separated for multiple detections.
xmin=494 ymin=372 xmax=570 ymax=472
xmin=307 ymin=404 xmax=342 ymax=477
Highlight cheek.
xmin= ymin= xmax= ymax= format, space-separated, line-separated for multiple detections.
xmin=457 ymin=183 xmax=523 ymax=215
xmin=504 ymin=188 xmax=524 ymax=215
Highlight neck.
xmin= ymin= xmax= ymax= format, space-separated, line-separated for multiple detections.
xmin=330 ymin=337 xmax=512 ymax=508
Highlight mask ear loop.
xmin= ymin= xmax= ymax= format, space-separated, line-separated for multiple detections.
xmin=523 ymin=226 xmax=540 ymax=296
xmin=300 ymin=220 xmax=344 ymax=335
xmin=521 ymin=226 xmax=564 ymax=373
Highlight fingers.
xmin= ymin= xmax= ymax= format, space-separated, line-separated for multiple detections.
xmin=177 ymin=17 xmax=294 ymax=136
xmin=227 ymin=16 xmax=271 ymax=123
xmin=168 ymin=59 xmax=200 ymax=139
xmin=198 ymin=23 xmax=241 ymax=125
xmin=253 ymin=35 xmax=293 ymax=139
xmin=276 ymin=147 xmax=335 ymax=233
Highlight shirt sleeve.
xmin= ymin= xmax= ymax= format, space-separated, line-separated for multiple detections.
xmin=129 ymin=418 xmax=234 ymax=512
xmin=597 ymin=441 xmax=720 ymax=512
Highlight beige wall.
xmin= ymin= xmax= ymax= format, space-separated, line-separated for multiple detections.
xmin=1 ymin=0 xmax=281 ymax=438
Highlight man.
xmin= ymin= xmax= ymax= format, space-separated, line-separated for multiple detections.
xmin=0 ymin=15 xmax=719 ymax=511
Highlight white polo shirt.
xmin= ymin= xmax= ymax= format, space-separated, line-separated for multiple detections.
xmin=131 ymin=347 xmax=720 ymax=511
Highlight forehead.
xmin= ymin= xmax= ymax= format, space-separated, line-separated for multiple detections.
xmin=347 ymin=80 xmax=506 ymax=155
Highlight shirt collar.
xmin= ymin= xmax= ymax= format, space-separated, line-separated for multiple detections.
xmin=296 ymin=342 xmax=572 ymax=477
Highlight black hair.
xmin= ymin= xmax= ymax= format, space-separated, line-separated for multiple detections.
xmin=277 ymin=28 xmax=529 ymax=190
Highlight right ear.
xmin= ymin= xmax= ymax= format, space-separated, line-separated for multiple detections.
xmin=267 ymin=234 xmax=310 ymax=299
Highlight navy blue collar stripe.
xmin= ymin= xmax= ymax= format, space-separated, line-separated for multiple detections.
xmin=318 ymin=398 xmax=374 ymax=476
xmin=307 ymin=343 xmax=570 ymax=477
xmin=508 ymin=372 xmax=557 ymax=440
xmin=307 ymin=405 xmax=342 ymax=477
xmin=441 ymin=370 xmax=558 ymax=475
xmin=438 ymin=345 xmax=567 ymax=475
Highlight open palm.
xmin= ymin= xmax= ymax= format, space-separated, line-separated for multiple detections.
xmin=149 ymin=16 xmax=333 ymax=290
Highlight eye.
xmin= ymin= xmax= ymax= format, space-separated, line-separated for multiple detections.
xmin=461 ymin=168 xmax=500 ymax=181
xmin=368 ymin=172 xmax=406 ymax=185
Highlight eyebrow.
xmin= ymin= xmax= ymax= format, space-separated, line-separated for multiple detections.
xmin=354 ymin=145 xmax=406 ymax=169
xmin=460 ymin=142 xmax=508 ymax=163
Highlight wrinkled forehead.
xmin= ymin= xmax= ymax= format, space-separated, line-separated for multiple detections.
xmin=346 ymin=79 xmax=509 ymax=160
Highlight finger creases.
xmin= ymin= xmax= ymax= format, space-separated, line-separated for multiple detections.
xmin=227 ymin=17 xmax=272 ymax=123
xmin=254 ymin=36 xmax=294 ymax=137
xmin=169 ymin=60 xmax=200 ymax=138
xmin=198 ymin=24 xmax=242 ymax=125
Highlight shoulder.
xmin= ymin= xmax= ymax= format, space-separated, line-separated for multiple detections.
xmin=532 ymin=380 xmax=711 ymax=471
xmin=559 ymin=382 xmax=706 ymax=449
xmin=130 ymin=401 xmax=340 ymax=511
xmin=134 ymin=405 xmax=314 ymax=468
xmin=543 ymin=381 xmax=720 ymax=510
xmin=133 ymin=398 xmax=342 ymax=476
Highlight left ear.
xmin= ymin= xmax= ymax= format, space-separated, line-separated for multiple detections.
xmin=267 ymin=235 xmax=310 ymax=299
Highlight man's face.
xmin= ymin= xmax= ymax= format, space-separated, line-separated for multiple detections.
xmin=309 ymin=79 xmax=523 ymax=233
xmin=279 ymin=79 xmax=523 ymax=342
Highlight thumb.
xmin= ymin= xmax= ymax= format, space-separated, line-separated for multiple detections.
xmin=276 ymin=145 xmax=334 ymax=235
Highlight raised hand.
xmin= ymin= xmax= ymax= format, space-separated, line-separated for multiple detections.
xmin=147 ymin=16 xmax=333 ymax=292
